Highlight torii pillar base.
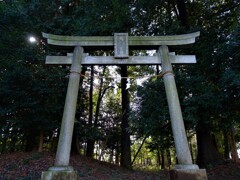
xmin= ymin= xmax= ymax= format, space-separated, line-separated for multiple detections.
xmin=170 ymin=165 xmax=208 ymax=180
xmin=41 ymin=166 xmax=77 ymax=180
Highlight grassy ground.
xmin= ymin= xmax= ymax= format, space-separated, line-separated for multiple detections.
xmin=0 ymin=152 xmax=239 ymax=179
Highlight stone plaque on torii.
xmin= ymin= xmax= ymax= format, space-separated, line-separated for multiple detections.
xmin=41 ymin=32 xmax=207 ymax=180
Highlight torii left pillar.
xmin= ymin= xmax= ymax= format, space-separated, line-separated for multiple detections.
xmin=41 ymin=46 xmax=83 ymax=180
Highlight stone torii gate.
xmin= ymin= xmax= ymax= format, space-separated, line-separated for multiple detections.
xmin=41 ymin=32 xmax=207 ymax=180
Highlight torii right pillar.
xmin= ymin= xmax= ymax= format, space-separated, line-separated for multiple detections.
xmin=159 ymin=45 xmax=208 ymax=180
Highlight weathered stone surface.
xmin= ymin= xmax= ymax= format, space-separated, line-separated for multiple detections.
xmin=42 ymin=32 xmax=201 ymax=180
xmin=42 ymin=31 xmax=200 ymax=47
xmin=114 ymin=33 xmax=129 ymax=58
xmin=45 ymin=54 xmax=196 ymax=65
xmin=170 ymin=169 xmax=208 ymax=180
xmin=54 ymin=46 xmax=83 ymax=166
xmin=41 ymin=166 xmax=77 ymax=180
xmin=174 ymin=164 xmax=199 ymax=170
xmin=159 ymin=45 xmax=193 ymax=165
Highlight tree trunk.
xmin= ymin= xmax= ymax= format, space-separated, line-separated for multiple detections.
xmin=38 ymin=129 xmax=44 ymax=152
xmin=71 ymin=132 xmax=79 ymax=154
xmin=120 ymin=65 xmax=132 ymax=169
xmin=86 ymin=65 xmax=95 ymax=158
xmin=94 ymin=66 xmax=106 ymax=127
xmin=109 ymin=147 xmax=114 ymax=163
xmin=223 ymin=130 xmax=230 ymax=159
xmin=167 ymin=1 xmax=173 ymax=26
xmin=229 ymin=127 xmax=239 ymax=163
xmin=115 ymin=142 xmax=120 ymax=165
xmin=196 ymin=123 xmax=224 ymax=168
xmin=176 ymin=0 xmax=189 ymax=28
xmin=131 ymin=135 xmax=147 ymax=165
xmin=161 ymin=149 xmax=165 ymax=169
xmin=156 ymin=65 xmax=160 ymax=76
xmin=156 ymin=148 xmax=161 ymax=167
xmin=25 ymin=127 xmax=38 ymax=152
xmin=98 ymin=133 xmax=110 ymax=161
xmin=51 ymin=128 xmax=59 ymax=152
xmin=189 ymin=137 xmax=195 ymax=163
xmin=166 ymin=148 xmax=172 ymax=168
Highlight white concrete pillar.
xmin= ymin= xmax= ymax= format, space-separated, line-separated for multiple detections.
xmin=55 ymin=46 xmax=83 ymax=166
xmin=159 ymin=45 xmax=193 ymax=166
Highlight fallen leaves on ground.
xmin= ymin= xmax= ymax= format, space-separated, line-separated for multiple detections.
xmin=0 ymin=152 xmax=239 ymax=179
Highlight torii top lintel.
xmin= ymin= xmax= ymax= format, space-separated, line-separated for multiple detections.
xmin=42 ymin=32 xmax=200 ymax=49
xmin=42 ymin=32 xmax=200 ymax=65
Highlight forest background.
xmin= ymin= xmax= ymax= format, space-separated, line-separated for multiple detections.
xmin=0 ymin=0 xmax=240 ymax=171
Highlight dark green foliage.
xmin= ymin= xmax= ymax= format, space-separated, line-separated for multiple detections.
xmin=131 ymin=78 xmax=174 ymax=151
xmin=0 ymin=0 xmax=240 ymax=169
xmin=130 ymin=0 xmax=240 ymax=167
xmin=0 ymin=1 xmax=68 ymax=152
